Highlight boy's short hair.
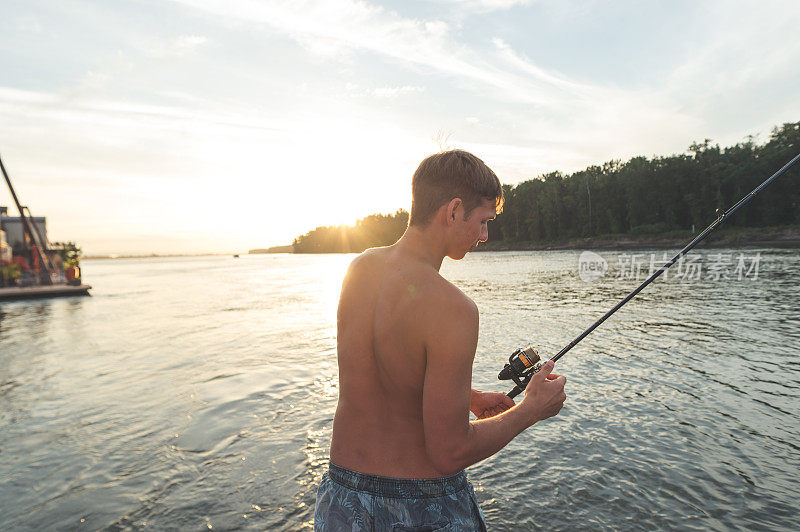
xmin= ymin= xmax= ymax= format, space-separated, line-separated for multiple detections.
xmin=409 ymin=150 xmax=504 ymax=227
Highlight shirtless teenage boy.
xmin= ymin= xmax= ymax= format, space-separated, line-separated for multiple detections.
xmin=315 ymin=150 xmax=567 ymax=531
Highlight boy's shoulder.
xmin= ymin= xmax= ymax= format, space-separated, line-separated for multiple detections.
xmin=347 ymin=246 xmax=476 ymax=313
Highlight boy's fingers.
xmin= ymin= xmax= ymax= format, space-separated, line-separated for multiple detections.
xmin=533 ymin=360 xmax=554 ymax=382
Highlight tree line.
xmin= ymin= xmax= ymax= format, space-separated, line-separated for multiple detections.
xmin=293 ymin=210 xmax=409 ymax=253
xmin=494 ymin=121 xmax=799 ymax=242
xmin=292 ymin=121 xmax=799 ymax=252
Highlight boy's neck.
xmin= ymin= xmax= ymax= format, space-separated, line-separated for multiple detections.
xmin=395 ymin=225 xmax=447 ymax=271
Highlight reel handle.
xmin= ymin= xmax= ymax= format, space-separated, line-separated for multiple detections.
xmin=498 ymin=346 xmax=543 ymax=398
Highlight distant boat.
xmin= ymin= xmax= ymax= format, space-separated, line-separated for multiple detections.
xmin=233 ymin=254 xmax=240 ymax=258
xmin=1 ymin=153 xmax=91 ymax=301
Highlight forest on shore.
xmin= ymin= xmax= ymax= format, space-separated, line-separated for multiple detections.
xmin=290 ymin=121 xmax=799 ymax=253
xmin=291 ymin=211 xmax=409 ymax=254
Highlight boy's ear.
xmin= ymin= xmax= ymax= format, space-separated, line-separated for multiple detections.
xmin=445 ymin=198 xmax=462 ymax=225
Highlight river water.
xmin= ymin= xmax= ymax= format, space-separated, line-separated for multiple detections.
xmin=1 ymin=250 xmax=798 ymax=530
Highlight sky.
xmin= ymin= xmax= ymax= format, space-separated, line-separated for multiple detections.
xmin=0 ymin=0 xmax=798 ymax=255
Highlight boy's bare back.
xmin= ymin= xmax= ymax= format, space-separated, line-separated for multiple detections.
xmin=330 ymin=245 xmax=473 ymax=478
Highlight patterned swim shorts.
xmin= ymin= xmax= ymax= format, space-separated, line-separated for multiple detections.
xmin=314 ymin=462 xmax=487 ymax=531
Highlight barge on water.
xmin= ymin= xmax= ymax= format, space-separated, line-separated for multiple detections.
xmin=0 ymin=284 xmax=91 ymax=301
xmin=1 ymin=153 xmax=91 ymax=301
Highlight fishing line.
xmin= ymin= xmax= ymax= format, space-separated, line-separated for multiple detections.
xmin=499 ymin=152 xmax=800 ymax=398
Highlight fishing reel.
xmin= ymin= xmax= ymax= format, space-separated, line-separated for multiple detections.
xmin=498 ymin=346 xmax=543 ymax=399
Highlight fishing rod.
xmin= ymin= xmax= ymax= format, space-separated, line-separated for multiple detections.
xmin=498 ymin=152 xmax=800 ymax=399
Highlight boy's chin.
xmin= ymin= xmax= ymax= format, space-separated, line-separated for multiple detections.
xmin=447 ymin=249 xmax=470 ymax=260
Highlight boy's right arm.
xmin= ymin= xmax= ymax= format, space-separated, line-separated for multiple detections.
xmin=421 ymin=296 xmax=566 ymax=476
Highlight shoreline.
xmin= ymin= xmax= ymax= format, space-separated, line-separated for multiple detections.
xmin=82 ymin=253 xmax=229 ymax=260
xmin=477 ymin=226 xmax=800 ymax=252
xmin=81 ymin=226 xmax=800 ymax=258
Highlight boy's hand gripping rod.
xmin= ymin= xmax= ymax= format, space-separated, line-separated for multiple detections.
xmin=499 ymin=152 xmax=800 ymax=399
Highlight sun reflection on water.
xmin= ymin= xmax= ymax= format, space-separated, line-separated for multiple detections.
xmin=309 ymin=254 xmax=352 ymax=317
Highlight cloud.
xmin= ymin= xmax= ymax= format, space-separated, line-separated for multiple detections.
xmin=342 ymin=83 xmax=425 ymax=99
xmin=172 ymin=1 xmax=596 ymax=107
xmin=175 ymin=0 xmax=461 ymax=69
xmin=145 ymin=34 xmax=209 ymax=58
xmin=15 ymin=14 xmax=43 ymax=33
xmin=371 ymin=85 xmax=425 ymax=98
xmin=168 ymin=2 xmax=694 ymax=131
xmin=435 ymin=0 xmax=532 ymax=12
xmin=177 ymin=34 xmax=207 ymax=48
